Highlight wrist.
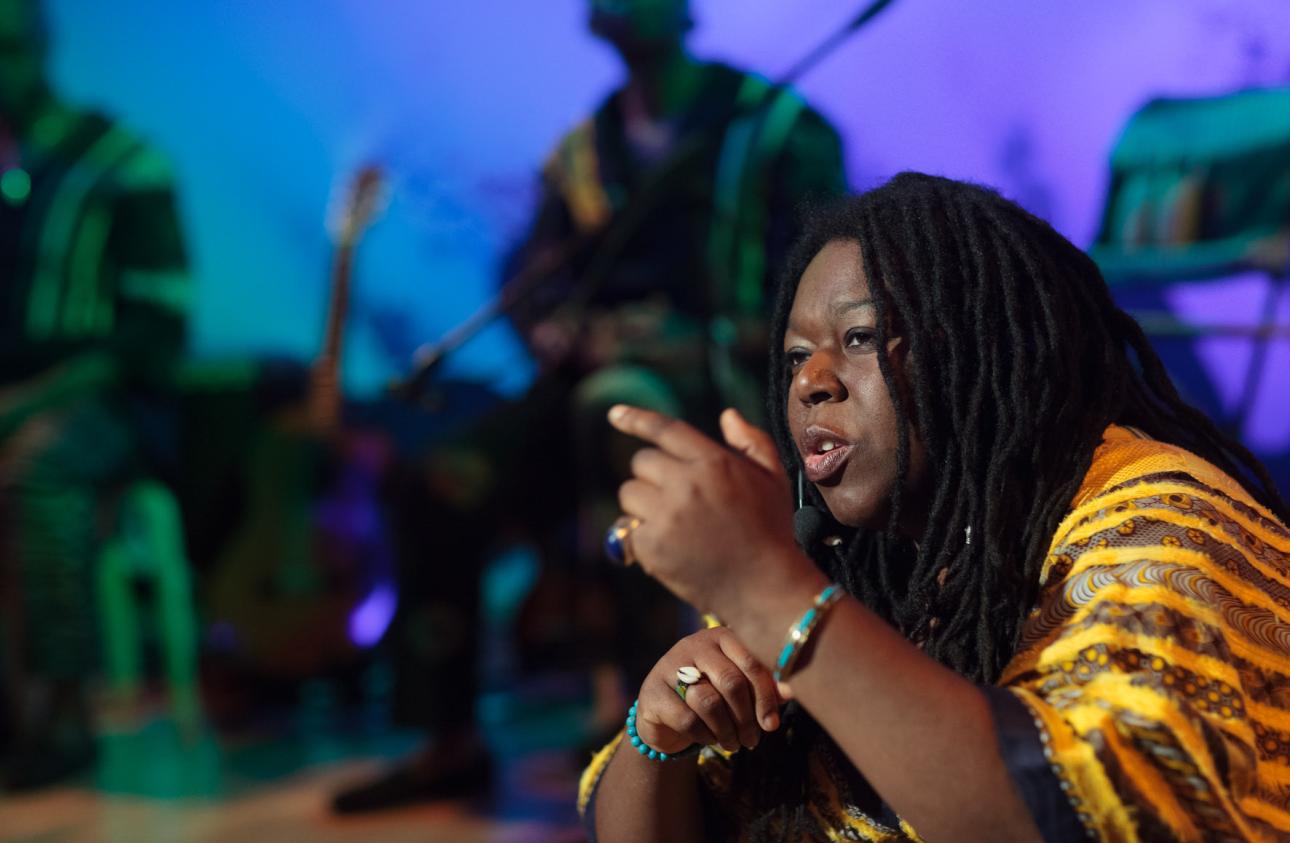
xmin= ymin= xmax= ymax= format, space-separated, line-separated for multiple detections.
xmin=715 ymin=554 xmax=830 ymax=667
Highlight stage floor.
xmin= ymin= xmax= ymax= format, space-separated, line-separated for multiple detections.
xmin=0 ymin=682 xmax=591 ymax=843
xmin=1 ymin=759 xmax=585 ymax=843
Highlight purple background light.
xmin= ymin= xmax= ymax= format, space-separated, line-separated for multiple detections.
xmin=46 ymin=0 xmax=1290 ymax=476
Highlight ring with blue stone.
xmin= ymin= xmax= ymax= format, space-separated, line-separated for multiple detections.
xmin=604 ymin=516 xmax=641 ymax=566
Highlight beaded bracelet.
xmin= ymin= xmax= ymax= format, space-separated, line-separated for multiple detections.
xmin=625 ymin=699 xmax=700 ymax=762
xmin=773 ymin=582 xmax=844 ymax=682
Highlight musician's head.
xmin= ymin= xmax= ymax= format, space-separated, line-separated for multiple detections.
xmin=588 ymin=0 xmax=692 ymax=63
xmin=0 ymin=0 xmax=49 ymax=124
xmin=768 ymin=171 xmax=1285 ymax=682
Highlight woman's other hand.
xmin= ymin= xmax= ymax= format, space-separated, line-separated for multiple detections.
xmin=634 ymin=627 xmax=783 ymax=755
xmin=608 ymin=404 xmax=820 ymax=618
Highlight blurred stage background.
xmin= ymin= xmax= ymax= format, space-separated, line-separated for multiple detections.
xmin=50 ymin=0 xmax=1290 ymax=448
xmin=3 ymin=1 xmax=1289 ymax=840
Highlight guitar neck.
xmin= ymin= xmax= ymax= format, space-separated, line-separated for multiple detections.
xmin=317 ymin=243 xmax=354 ymax=369
xmin=308 ymin=243 xmax=354 ymax=429
xmin=308 ymin=163 xmax=385 ymax=431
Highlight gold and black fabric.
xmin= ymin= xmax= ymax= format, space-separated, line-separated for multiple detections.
xmin=506 ymin=62 xmax=846 ymax=423
xmin=579 ymin=426 xmax=1290 ymax=841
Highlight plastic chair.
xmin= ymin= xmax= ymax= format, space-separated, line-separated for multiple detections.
xmin=97 ymin=479 xmax=201 ymax=729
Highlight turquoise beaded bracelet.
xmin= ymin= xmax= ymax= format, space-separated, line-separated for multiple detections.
xmin=625 ymin=699 xmax=700 ymax=762
xmin=773 ymin=582 xmax=844 ymax=682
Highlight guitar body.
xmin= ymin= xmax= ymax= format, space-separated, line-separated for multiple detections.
xmin=208 ymin=419 xmax=396 ymax=678
xmin=205 ymin=167 xmax=394 ymax=680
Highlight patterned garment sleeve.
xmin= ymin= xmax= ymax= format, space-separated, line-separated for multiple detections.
xmin=983 ymin=685 xmax=1090 ymax=842
xmin=999 ymin=473 xmax=1290 ymax=842
xmin=577 ymin=730 xmax=624 ymax=843
xmin=106 ymin=142 xmax=190 ymax=383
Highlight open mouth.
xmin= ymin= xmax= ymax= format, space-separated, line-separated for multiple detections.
xmin=799 ymin=427 xmax=854 ymax=483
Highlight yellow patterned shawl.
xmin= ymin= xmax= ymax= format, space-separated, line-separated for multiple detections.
xmin=578 ymin=426 xmax=1290 ymax=841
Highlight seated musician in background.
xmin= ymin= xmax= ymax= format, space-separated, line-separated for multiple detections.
xmin=331 ymin=0 xmax=846 ymax=813
xmin=0 ymin=0 xmax=190 ymax=790
xmin=580 ymin=173 xmax=1290 ymax=841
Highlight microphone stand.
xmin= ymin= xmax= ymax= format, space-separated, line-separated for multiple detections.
xmin=391 ymin=0 xmax=900 ymax=403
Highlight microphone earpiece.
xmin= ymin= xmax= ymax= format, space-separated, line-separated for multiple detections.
xmin=794 ymin=469 xmax=829 ymax=551
xmin=793 ymin=504 xmax=827 ymax=551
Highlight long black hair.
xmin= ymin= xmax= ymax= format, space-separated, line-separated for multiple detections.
xmin=767 ymin=172 xmax=1287 ymax=683
xmin=736 ymin=172 xmax=1288 ymax=838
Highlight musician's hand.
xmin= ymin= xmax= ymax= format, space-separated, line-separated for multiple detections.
xmin=609 ymin=405 xmax=824 ymax=620
xmin=632 ymin=627 xmax=783 ymax=755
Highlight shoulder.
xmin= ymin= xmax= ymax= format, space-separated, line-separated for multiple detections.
xmin=1045 ymin=426 xmax=1287 ymax=575
xmin=1004 ymin=427 xmax=1290 ymax=676
xmin=543 ymin=113 xmax=602 ymax=184
xmin=71 ymin=112 xmax=177 ymax=194
xmin=717 ymin=65 xmax=843 ymax=168
xmin=549 ymin=81 xmax=626 ymax=157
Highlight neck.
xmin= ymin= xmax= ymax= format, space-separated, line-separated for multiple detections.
xmin=621 ymin=47 xmax=701 ymax=120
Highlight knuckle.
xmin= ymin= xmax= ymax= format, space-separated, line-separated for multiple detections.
xmin=695 ymin=691 xmax=725 ymax=716
xmin=674 ymin=710 xmax=700 ymax=734
xmin=629 ymin=449 xmax=652 ymax=474
xmin=715 ymin=669 xmax=746 ymax=693
xmin=636 ymin=689 xmax=663 ymax=715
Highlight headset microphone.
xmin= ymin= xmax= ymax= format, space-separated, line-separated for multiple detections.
xmin=793 ymin=470 xmax=828 ymax=551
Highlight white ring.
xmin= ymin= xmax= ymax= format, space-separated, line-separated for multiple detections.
xmin=676 ymin=665 xmax=702 ymax=686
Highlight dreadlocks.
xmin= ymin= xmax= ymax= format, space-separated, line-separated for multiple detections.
xmin=767 ymin=172 xmax=1289 ymax=685
xmin=736 ymin=172 xmax=1289 ymax=838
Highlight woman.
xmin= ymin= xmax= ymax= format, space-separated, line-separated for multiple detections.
xmin=577 ymin=173 xmax=1290 ymax=842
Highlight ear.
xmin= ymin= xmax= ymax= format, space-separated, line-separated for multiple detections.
xmin=883 ymin=333 xmax=927 ymax=436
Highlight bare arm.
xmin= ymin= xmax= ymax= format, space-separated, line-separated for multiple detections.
xmin=720 ymin=571 xmax=1041 ymax=843
xmin=585 ymin=627 xmax=784 ymax=843
xmin=590 ymin=743 xmax=705 ymax=843
xmin=606 ymin=404 xmax=1042 ymax=842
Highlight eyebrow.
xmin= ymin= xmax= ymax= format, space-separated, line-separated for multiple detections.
xmin=831 ymin=299 xmax=875 ymax=318
xmin=785 ymin=298 xmax=877 ymax=340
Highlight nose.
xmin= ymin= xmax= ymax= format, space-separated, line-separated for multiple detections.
xmin=793 ymin=350 xmax=846 ymax=406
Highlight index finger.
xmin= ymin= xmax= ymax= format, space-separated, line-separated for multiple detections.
xmin=608 ymin=405 xmax=715 ymax=461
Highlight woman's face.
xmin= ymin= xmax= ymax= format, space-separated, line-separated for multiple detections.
xmin=783 ymin=240 xmax=930 ymax=534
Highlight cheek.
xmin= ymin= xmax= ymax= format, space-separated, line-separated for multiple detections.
xmin=817 ymin=443 xmax=901 ymax=528
xmin=822 ymin=378 xmax=904 ymax=527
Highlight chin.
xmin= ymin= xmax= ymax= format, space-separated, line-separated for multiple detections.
xmin=818 ymin=486 xmax=889 ymax=531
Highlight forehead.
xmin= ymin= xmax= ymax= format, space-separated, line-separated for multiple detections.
xmin=794 ymin=240 xmax=871 ymax=308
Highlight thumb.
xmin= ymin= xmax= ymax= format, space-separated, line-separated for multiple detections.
xmin=720 ymin=408 xmax=783 ymax=476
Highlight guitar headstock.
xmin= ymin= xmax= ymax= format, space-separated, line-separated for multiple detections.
xmin=328 ymin=164 xmax=388 ymax=248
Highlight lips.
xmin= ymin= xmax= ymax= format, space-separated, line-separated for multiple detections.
xmin=798 ymin=426 xmax=854 ymax=483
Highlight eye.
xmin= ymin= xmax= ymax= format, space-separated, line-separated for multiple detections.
xmin=784 ymin=347 xmax=810 ymax=370
xmin=844 ymin=328 xmax=878 ymax=350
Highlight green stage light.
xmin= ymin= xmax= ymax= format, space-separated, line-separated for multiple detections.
xmin=1 ymin=166 xmax=31 ymax=205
